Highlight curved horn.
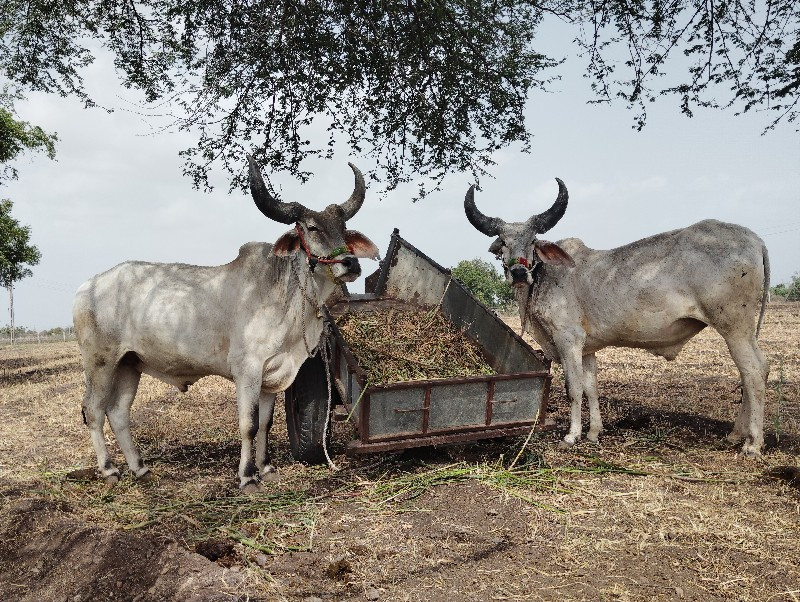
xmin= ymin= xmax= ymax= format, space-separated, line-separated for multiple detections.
xmin=526 ymin=177 xmax=568 ymax=234
xmin=339 ymin=163 xmax=366 ymax=221
xmin=464 ymin=185 xmax=504 ymax=236
xmin=247 ymin=154 xmax=305 ymax=224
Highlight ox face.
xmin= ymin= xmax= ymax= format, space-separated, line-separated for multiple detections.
xmin=488 ymin=223 xmax=540 ymax=287
xmin=464 ymin=179 xmax=575 ymax=288
xmin=249 ymin=156 xmax=379 ymax=281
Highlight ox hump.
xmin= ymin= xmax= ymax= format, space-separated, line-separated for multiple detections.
xmin=237 ymin=241 xmax=272 ymax=258
xmin=555 ymin=238 xmax=589 ymax=256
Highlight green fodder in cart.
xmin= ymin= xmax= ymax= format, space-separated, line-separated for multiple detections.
xmin=336 ymin=308 xmax=495 ymax=384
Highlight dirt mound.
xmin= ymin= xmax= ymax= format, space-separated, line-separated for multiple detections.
xmin=0 ymin=498 xmax=253 ymax=602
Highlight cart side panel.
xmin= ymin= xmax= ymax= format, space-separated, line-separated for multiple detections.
xmin=489 ymin=378 xmax=545 ymax=425
xmin=427 ymin=382 xmax=488 ymax=430
xmin=379 ymin=234 xmax=548 ymax=375
xmin=368 ymin=388 xmax=426 ymax=438
xmin=442 ymin=280 xmax=547 ymax=374
xmin=382 ymin=243 xmax=449 ymax=307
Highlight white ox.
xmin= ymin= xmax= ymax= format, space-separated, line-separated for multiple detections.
xmin=73 ymin=157 xmax=378 ymax=491
xmin=464 ymin=182 xmax=770 ymax=457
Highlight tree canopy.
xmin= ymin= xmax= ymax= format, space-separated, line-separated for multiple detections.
xmin=573 ymin=0 xmax=800 ymax=130
xmin=0 ymin=90 xmax=57 ymax=184
xmin=1 ymin=1 xmax=796 ymax=195
xmin=451 ymin=258 xmax=515 ymax=311
xmin=772 ymin=272 xmax=800 ymax=301
xmin=0 ymin=199 xmax=41 ymax=288
xmin=0 ymin=198 xmax=41 ymax=343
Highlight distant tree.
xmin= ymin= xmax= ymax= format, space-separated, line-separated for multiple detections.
xmin=0 ymin=90 xmax=57 ymax=183
xmin=773 ymin=273 xmax=800 ymax=301
xmin=0 ymin=324 xmax=32 ymax=339
xmin=452 ymin=258 xmax=515 ymax=311
xmin=0 ymin=1 xmax=795 ymax=196
xmin=0 ymin=199 xmax=41 ymax=344
xmin=772 ymin=283 xmax=789 ymax=297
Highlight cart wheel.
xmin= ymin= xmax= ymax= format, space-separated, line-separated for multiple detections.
xmin=284 ymin=353 xmax=337 ymax=464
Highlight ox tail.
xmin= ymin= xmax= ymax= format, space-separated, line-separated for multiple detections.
xmin=756 ymin=243 xmax=770 ymax=339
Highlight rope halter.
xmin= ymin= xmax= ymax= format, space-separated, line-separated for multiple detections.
xmin=507 ymin=256 xmax=530 ymax=269
xmin=294 ymin=224 xmax=353 ymax=274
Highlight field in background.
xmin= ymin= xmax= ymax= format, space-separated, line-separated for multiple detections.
xmin=0 ymin=332 xmax=77 ymax=346
xmin=0 ymin=303 xmax=798 ymax=601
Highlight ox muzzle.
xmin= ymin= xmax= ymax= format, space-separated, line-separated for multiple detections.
xmin=340 ymin=256 xmax=361 ymax=277
xmin=509 ymin=264 xmax=530 ymax=287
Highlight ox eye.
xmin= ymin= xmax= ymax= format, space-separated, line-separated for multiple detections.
xmin=307 ymin=225 xmax=319 ymax=232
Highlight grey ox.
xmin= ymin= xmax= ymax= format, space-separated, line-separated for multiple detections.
xmin=73 ymin=157 xmax=378 ymax=491
xmin=464 ymin=181 xmax=770 ymax=457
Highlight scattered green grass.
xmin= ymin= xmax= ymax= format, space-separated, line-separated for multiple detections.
xmin=632 ymin=425 xmax=680 ymax=450
xmin=358 ymin=454 xmax=656 ymax=514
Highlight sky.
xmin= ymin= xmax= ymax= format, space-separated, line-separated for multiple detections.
xmin=3 ymin=26 xmax=799 ymax=330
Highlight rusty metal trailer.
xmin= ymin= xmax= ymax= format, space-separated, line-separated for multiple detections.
xmin=284 ymin=229 xmax=552 ymax=462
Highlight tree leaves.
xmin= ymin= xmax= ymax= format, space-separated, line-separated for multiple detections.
xmin=0 ymin=1 xmax=796 ymax=196
xmin=0 ymin=199 xmax=41 ymax=287
xmin=1 ymin=0 xmax=557 ymax=197
xmin=572 ymin=0 xmax=800 ymax=131
xmin=451 ymin=258 xmax=514 ymax=310
xmin=0 ymin=97 xmax=58 ymax=184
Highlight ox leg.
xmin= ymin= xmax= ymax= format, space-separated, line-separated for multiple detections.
xmin=558 ymin=345 xmax=586 ymax=448
xmin=255 ymin=391 xmax=277 ymax=481
xmin=584 ymin=354 xmax=604 ymax=443
xmin=724 ymin=334 xmax=769 ymax=458
xmin=727 ymin=396 xmax=750 ymax=446
xmin=235 ymin=372 xmax=263 ymax=493
xmin=105 ymin=364 xmax=151 ymax=480
xmin=82 ymin=363 xmax=122 ymax=483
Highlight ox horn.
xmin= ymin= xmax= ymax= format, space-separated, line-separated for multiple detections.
xmin=339 ymin=163 xmax=366 ymax=221
xmin=247 ymin=154 xmax=305 ymax=224
xmin=526 ymin=178 xmax=568 ymax=234
xmin=464 ymin=185 xmax=504 ymax=236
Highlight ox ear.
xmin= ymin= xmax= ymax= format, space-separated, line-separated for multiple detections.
xmin=534 ymin=240 xmax=576 ymax=267
xmin=488 ymin=237 xmax=503 ymax=257
xmin=273 ymin=230 xmax=302 ymax=256
xmin=345 ymin=230 xmax=380 ymax=260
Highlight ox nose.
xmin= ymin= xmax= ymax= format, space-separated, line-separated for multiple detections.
xmin=509 ymin=265 xmax=528 ymax=285
xmin=341 ymin=256 xmax=361 ymax=275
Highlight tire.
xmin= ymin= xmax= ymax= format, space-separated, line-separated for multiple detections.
xmin=284 ymin=352 xmax=337 ymax=464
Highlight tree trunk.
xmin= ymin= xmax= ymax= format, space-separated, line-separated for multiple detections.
xmin=8 ymin=284 xmax=14 ymax=346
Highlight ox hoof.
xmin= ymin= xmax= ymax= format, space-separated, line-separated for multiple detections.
xmin=587 ymin=432 xmax=602 ymax=444
xmin=137 ymin=469 xmax=155 ymax=483
xmin=104 ymin=473 xmax=120 ymax=487
xmin=241 ymin=482 xmax=261 ymax=495
xmin=261 ymin=468 xmax=279 ymax=483
xmin=726 ymin=431 xmax=745 ymax=445
xmin=557 ymin=439 xmax=576 ymax=451
xmin=740 ymin=446 xmax=763 ymax=460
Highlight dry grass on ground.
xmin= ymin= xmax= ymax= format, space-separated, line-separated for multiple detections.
xmin=0 ymin=303 xmax=798 ymax=602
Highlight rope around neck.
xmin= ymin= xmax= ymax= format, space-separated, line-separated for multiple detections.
xmin=319 ymin=332 xmax=338 ymax=471
xmin=292 ymin=257 xmax=323 ymax=357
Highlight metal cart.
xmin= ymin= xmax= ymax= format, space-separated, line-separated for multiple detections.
xmin=284 ymin=229 xmax=552 ymax=462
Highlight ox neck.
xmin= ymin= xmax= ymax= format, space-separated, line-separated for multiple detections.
xmin=517 ymin=262 xmax=543 ymax=332
xmin=292 ymin=252 xmax=338 ymax=308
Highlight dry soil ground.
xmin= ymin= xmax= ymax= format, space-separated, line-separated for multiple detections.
xmin=0 ymin=302 xmax=798 ymax=602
